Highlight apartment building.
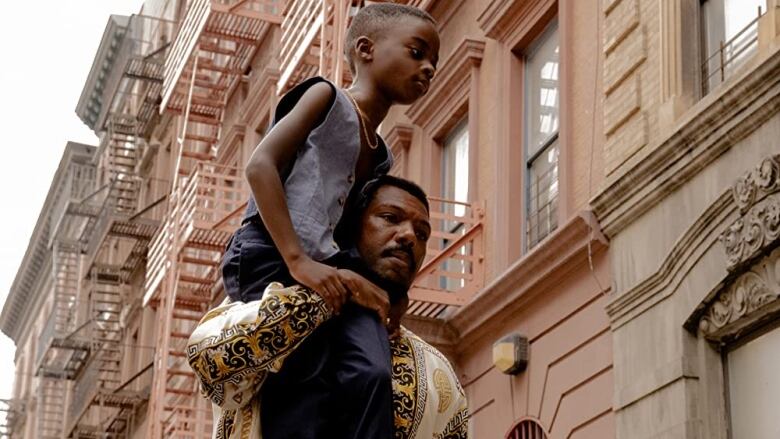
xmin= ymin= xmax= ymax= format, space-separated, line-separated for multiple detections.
xmin=1 ymin=0 xmax=628 ymax=437
xmin=591 ymin=0 xmax=780 ymax=438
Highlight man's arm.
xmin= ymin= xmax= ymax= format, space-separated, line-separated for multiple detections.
xmin=245 ymin=81 xmax=347 ymax=312
xmin=187 ymin=284 xmax=333 ymax=410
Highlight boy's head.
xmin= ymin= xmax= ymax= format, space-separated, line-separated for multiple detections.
xmin=345 ymin=3 xmax=440 ymax=104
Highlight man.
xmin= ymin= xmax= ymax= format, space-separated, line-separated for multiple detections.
xmin=187 ymin=175 xmax=469 ymax=439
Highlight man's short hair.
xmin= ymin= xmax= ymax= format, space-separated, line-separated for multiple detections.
xmin=340 ymin=175 xmax=429 ymax=244
xmin=359 ymin=174 xmax=429 ymax=213
xmin=345 ymin=3 xmax=436 ymax=74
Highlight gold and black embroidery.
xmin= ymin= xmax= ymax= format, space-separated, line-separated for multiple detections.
xmin=433 ymin=368 xmax=453 ymax=413
xmin=216 ymin=409 xmax=236 ymax=439
xmin=435 ymin=407 xmax=470 ymax=439
xmin=187 ymin=287 xmax=332 ymax=407
xmin=391 ymin=334 xmax=417 ymax=438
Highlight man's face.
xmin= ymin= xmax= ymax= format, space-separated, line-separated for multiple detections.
xmin=356 ymin=185 xmax=431 ymax=289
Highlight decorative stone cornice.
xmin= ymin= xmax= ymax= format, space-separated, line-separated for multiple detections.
xmin=719 ymin=154 xmax=780 ymax=271
xmin=697 ymin=247 xmax=780 ymax=340
xmin=0 ymin=143 xmax=97 ymax=343
xmin=477 ymin=0 xmax=556 ymax=45
xmin=385 ymin=123 xmax=414 ymax=155
xmin=720 ymin=196 xmax=780 ymax=271
xmin=591 ymin=47 xmax=780 ymax=239
xmin=405 ymin=38 xmax=485 ymax=136
xmin=732 ymin=154 xmax=780 ymax=213
xmin=449 ymin=211 xmax=608 ymax=348
xmin=385 ymin=123 xmax=414 ymax=174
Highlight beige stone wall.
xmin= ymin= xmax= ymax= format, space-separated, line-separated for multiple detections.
xmin=594 ymin=0 xmax=780 ymax=436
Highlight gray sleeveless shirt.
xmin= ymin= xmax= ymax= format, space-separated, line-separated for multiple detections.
xmin=242 ymin=76 xmax=394 ymax=261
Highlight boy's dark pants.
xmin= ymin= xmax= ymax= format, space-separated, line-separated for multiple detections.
xmin=221 ymin=223 xmax=393 ymax=439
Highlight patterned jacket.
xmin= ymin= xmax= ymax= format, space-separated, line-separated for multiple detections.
xmin=187 ymin=283 xmax=470 ymax=438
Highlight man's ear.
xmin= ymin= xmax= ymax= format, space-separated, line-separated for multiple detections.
xmin=355 ymin=36 xmax=374 ymax=64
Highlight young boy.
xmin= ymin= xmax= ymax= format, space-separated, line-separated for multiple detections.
xmin=220 ymin=3 xmax=439 ymax=438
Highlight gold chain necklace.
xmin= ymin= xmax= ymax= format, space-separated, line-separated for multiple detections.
xmin=345 ymin=90 xmax=378 ymax=150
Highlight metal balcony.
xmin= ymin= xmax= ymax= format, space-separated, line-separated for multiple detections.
xmin=0 ymin=398 xmax=27 ymax=438
xmin=407 ymin=197 xmax=485 ymax=318
xmin=35 ymin=241 xmax=91 ymax=380
xmin=278 ymin=0 xmax=359 ymax=93
xmin=160 ymin=0 xmax=282 ymax=114
xmin=143 ymin=162 xmax=246 ymax=305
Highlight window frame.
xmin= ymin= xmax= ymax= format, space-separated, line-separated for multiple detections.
xmin=522 ymin=19 xmax=561 ymax=251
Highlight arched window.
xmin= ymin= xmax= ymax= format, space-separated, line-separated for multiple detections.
xmin=506 ymin=419 xmax=548 ymax=439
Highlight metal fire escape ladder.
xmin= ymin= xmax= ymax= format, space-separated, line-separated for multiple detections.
xmin=147 ymin=3 xmax=280 ymax=436
xmin=278 ymin=0 xmax=359 ymax=93
xmin=66 ymin=266 xmax=148 ymax=439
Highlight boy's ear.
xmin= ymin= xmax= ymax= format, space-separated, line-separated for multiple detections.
xmin=355 ymin=36 xmax=374 ymax=63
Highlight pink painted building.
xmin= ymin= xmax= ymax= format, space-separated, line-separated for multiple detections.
xmin=0 ymin=1 xmax=615 ymax=438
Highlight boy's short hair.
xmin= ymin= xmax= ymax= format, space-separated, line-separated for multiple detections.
xmin=345 ymin=3 xmax=436 ymax=74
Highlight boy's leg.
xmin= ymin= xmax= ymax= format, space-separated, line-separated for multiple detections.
xmin=260 ymin=321 xmax=335 ymax=439
xmin=327 ymin=304 xmax=393 ymax=439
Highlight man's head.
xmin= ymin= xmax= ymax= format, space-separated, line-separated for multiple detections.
xmin=351 ymin=175 xmax=431 ymax=294
xmin=345 ymin=3 xmax=440 ymax=104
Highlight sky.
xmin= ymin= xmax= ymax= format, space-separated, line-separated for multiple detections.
xmin=0 ymin=0 xmax=144 ymax=402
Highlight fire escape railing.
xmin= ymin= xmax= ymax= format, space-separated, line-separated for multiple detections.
xmin=407 ymin=197 xmax=485 ymax=318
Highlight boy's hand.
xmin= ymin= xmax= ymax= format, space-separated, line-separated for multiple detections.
xmin=289 ymin=257 xmax=348 ymax=314
xmin=337 ymin=270 xmax=390 ymax=322
xmin=387 ymin=295 xmax=409 ymax=338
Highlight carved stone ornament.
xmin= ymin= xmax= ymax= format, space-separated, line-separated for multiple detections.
xmin=732 ymin=154 xmax=780 ymax=214
xmin=699 ymin=247 xmax=780 ymax=336
xmin=720 ymin=155 xmax=780 ymax=271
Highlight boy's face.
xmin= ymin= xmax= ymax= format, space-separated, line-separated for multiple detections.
xmin=368 ymin=17 xmax=440 ymax=105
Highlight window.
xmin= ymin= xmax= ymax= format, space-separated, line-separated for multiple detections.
xmin=726 ymin=325 xmax=780 ymax=439
xmin=441 ymin=119 xmax=469 ymax=214
xmin=525 ymin=21 xmax=559 ymax=250
xmin=700 ymin=0 xmax=765 ymax=94
xmin=440 ymin=120 xmax=470 ymax=290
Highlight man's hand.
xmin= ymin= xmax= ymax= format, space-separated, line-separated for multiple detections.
xmin=338 ymin=269 xmax=390 ymax=322
xmin=386 ymin=295 xmax=409 ymax=338
xmin=288 ymin=257 xmax=349 ymax=314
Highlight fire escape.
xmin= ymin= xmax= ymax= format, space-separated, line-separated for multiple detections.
xmin=34 ymin=154 xmax=100 ymax=439
xmin=66 ymin=14 xmax=174 ymax=439
xmin=277 ymin=0 xmax=361 ymax=93
xmin=0 ymin=399 xmax=26 ymax=439
xmin=145 ymin=1 xmax=281 ymax=437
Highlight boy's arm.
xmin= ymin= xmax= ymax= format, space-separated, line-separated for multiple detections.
xmin=245 ymin=82 xmax=347 ymax=312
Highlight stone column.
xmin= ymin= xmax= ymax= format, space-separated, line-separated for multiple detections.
xmin=658 ymin=0 xmax=698 ymax=130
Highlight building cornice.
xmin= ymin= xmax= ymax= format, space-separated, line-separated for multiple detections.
xmin=385 ymin=123 xmax=414 ymax=156
xmin=0 ymin=142 xmax=96 ymax=343
xmin=477 ymin=0 xmax=556 ymax=46
xmin=448 ymin=211 xmax=608 ymax=348
xmin=591 ymin=47 xmax=780 ymax=239
xmin=75 ymin=15 xmax=130 ymax=133
xmin=605 ymin=188 xmax=735 ymax=328
xmin=405 ymin=38 xmax=485 ymax=137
